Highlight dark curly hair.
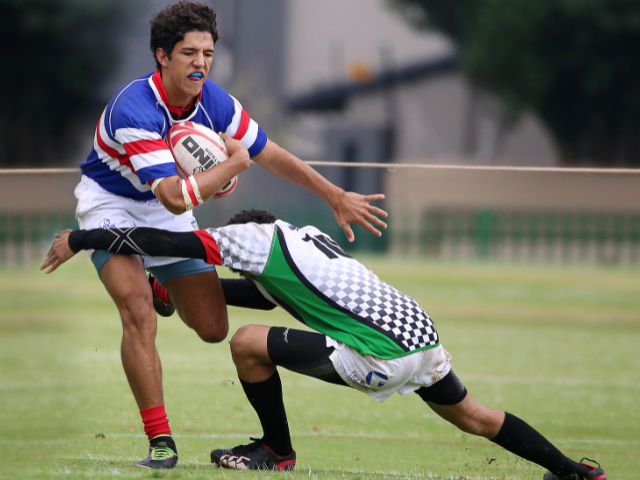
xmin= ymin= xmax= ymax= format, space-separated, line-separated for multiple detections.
xmin=150 ymin=0 xmax=220 ymax=70
xmin=226 ymin=209 xmax=277 ymax=226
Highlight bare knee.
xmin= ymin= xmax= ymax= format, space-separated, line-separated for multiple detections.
xmin=191 ymin=308 xmax=228 ymax=343
xmin=230 ymin=325 xmax=255 ymax=359
xmin=172 ymin=291 xmax=228 ymax=343
xmin=198 ymin=328 xmax=228 ymax=344
xmin=230 ymin=325 xmax=267 ymax=365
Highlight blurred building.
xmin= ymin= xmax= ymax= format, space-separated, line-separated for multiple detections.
xmin=99 ymin=0 xmax=557 ymax=165
xmin=62 ymin=0 xmax=566 ymax=249
xmin=2 ymin=0 xmax=639 ymax=264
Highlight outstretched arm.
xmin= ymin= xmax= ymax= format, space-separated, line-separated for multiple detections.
xmin=41 ymin=227 xmax=212 ymax=274
xmin=252 ymin=139 xmax=388 ymax=242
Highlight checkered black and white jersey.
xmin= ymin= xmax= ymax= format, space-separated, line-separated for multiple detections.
xmin=208 ymin=222 xmax=274 ymax=274
xmin=206 ymin=220 xmax=439 ymax=357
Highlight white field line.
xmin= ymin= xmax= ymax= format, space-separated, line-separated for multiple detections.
xmin=44 ymin=461 xmax=528 ymax=480
xmin=33 ymin=431 xmax=636 ymax=447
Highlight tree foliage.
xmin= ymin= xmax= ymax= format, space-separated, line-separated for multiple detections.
xmin=0 ymin=0 xmax=133 ymax=166
xmin=391 ymin=0 xmax=640 ymax=164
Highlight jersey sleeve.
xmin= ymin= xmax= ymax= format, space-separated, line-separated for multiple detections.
xmin=224 ymin=95 xmax=268 ymax=158
xmin=110 ymin=103 xmax=177 ymax=184
xmin=68 ymin=227 xmax=213 ymax=262
xmin=204 ymin=223 xmax=275 ymax=274
xmin=67 ymin=223 xmax=275 ymax=274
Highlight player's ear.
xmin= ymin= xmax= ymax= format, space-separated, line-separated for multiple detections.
xmin=156 ymin=48 xmax=170 ymax=68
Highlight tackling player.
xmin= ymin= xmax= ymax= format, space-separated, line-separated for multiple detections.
xmin=42 ymin=210 xmax=606 ymax=480
xmin=71 ymin=0 xmax=386 ymax=469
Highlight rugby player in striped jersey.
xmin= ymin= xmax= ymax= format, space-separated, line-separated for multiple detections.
xmin=43 ymin=209 xmax=606 ymax=480
xmin=69 ymin=0 xmax=386 ymax=469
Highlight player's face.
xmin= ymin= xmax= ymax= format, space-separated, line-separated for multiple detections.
xmin=158 ymin=30 xmax=214 ymax=108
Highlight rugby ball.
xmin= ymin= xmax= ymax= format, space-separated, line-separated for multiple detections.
xmin=166 ymin=121 xmax=238 ymax=199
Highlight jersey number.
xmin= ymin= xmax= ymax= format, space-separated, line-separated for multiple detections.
xmin=302 ymin=234 xmax=351 ymax=260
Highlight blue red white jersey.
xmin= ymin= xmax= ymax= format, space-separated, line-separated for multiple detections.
xmin=80 ymin=71 xmax=267 ymax=201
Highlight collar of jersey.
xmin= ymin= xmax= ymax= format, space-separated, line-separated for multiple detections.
xmin=150 ymin=70 xmax=202 ymax=117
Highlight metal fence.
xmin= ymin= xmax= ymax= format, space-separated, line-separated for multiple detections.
xmin=0 ymin=212 xmax=77 ymax=266
xmin=390 ymin=208 xmax=640 ymax=265
xmin=2 ymin=167 xmax=640 ymax=266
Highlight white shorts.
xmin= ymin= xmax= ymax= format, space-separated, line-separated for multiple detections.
xmin=74 ymin=175 xmax=199 ymax=269
xmin=327 ymin=338 xmax=452 ymax=403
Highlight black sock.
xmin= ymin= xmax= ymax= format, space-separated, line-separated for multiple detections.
xmin=239 ymin=371 xmax=292 ymax=456
xmin=150 ymin=435 xmax=177 ymax=454
xmin=492 ymin=413 xmax=590 ymax=478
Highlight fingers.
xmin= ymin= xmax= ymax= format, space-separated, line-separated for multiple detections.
xmin=40 ymin=256 xmax=52 ymax=271
xmin=367 ymin=205 xmax=388 ymax=219
xmin=365 ymin=212 xmax=387 ymax=230
xmin=44 ymin=260 xmax=60 ymax=274
xmin=359 ymin=219 xmax=383 ymax=238
xmin=335 ymin=191 xmax=390 ymax=241
xmin=40 ymin=254 xmax=59 ymax=274
xmin=40 ymin=246 xmax=56 ymax=269
xmin=40 ymin=236 xmax=73 ymax=273
xmin=219 ymin=133 xmax=246 ymax=156
xmin=364 ymin=193 xmax=385 ymax=203
xmin=342 ymin=224 xmax=355 ymax=243
xmin=54 ymin=229 xmax=73 ymax=239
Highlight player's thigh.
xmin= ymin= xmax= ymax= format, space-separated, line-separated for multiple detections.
xmin=100 ymin=254 xmax=155 ymax=329
xmin=267 ymin=327 xmax=348 ymax=386
xmin=162 ymin=270 xmax=228 ymax=342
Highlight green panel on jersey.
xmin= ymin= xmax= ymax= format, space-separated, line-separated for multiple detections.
xmin=254 ymin=230 xmax=436 ymax=359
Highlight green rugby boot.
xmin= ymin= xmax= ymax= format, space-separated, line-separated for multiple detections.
xmin=136 ymin=435 xmax=178 ymax=469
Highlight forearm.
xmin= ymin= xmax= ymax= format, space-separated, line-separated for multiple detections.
xmin=154 ymin=150 xmax=250 ymax=213
xmin=68 ymin=228 xmax=209 ymax=261
xmin=253 ymin=141 xmax=345 ymax=208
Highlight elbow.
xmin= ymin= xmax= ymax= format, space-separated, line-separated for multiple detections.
xmin=160 ymin=196 xmax=186 ymax=215
xmin=155 ymin=183 xmax=187 ymax=214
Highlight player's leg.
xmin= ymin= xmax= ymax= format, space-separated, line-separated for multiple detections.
xmin=232 ymin=325 xmax=347 ymax=452
xmin=161 ymin=269 xmax=228 ymax=343
xmin=99 ymin=254 xmax=177 ymax=469
xmin=210 ymin=326 xmax=343 ymax=470
xmin=417 ymin=372 xmax=605 ymax=480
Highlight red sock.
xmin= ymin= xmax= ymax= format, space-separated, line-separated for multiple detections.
xmin=152 ymin=279 xmax=172 ymax=305
xmin=140 ymin=405 xmax=171 ymax=439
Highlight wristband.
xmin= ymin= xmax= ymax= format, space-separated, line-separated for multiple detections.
xmin=188 ymin=175 xmax=204 ymax=205
xmin=182 ymin=178 xmax=195 ymax=210
xmin=182 ymin=176 xmax=204 ymax=211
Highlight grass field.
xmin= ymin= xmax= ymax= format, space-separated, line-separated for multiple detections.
xmin=1 ymin=255 xmax=639 ymax=479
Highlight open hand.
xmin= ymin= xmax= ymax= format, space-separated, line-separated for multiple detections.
xmin=332 ymin=192 xmax=388 ymax=242
xmin=40 ymin=229 xmax=76 ymax=274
